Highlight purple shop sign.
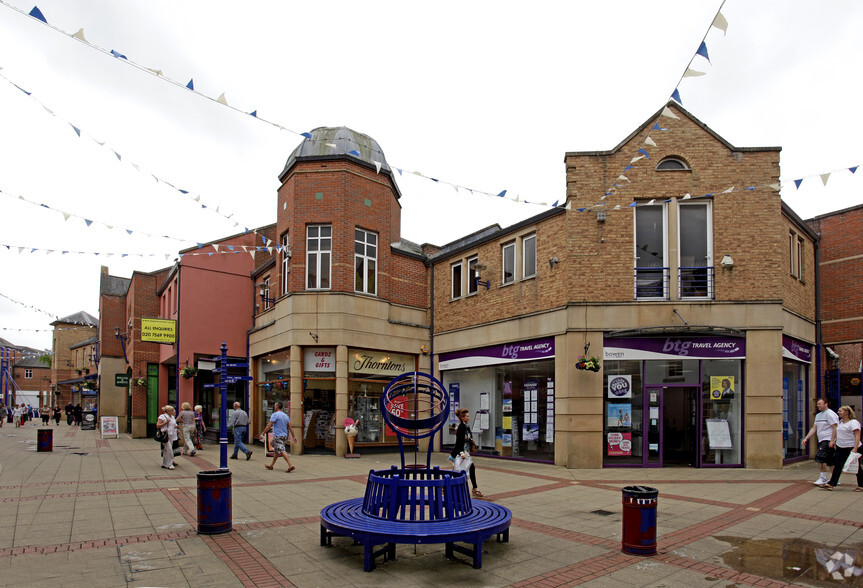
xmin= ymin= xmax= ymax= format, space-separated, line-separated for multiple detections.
xmin=603 ymin=336 xmax=745 ymax=360
xmin=782 ymin=335 xmax=812 ymax=364
xmin=439 ymin=337 xmax=554 ymax=370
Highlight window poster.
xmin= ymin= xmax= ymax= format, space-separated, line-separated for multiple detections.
xmin=709 ymin=376 xmax=735 ymax=400
xmin=503 ymin=381 xmax=512 ymax=397
xmin=480 ymin=392 xmax=490 ymax=411
xmin=502 ymin=416 xmax=512 ymax=429
xmin=502 ymin=433 xmax=512 ymax=447
xmin=608 ymin=404 xmax=631 ymax=427
xmin=608 ymin=375 xmax=632 ymax=399
xmin=607 ymin=432 xmax=632 ymax=456
xmin=502 ymin=398 xmax=512 ymax=413
xmin=449 ymin=383 xmax=460 ymax=423
xmin=523 ymin=423 xmax=539 ymax=442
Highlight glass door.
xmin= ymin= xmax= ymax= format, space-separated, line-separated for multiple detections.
xmin=645 ymin=387 xmax=662 ymax=466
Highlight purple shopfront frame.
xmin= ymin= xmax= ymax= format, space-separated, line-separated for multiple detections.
xmin=604 ymin=335 xmax=746 ymax=468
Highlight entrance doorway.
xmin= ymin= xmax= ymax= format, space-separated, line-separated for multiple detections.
xmin=662 ymin=387 xmax=698 ymax=466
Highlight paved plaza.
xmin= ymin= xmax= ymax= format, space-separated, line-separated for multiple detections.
xmin=1 ymin=424 xmax=862 ymax=587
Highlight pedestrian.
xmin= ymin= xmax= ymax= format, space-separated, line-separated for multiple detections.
xmin=802 ymin=397 xmax=839 ymax=486
xmin=41 ymin=405 xmax=50 ymax=426
xmin=0 ymin=403 xmax=6 ymax=428
xmin=822 ymin=405 xmax=861 ymax=491
xmin=156 ymin=405 xmax=178 ymax=470
xmin=449 ymin=408 xmax=483 ymax=497
xmin=259 ymin=401 xmax=297 ymax=472
xmin=5 ymin=403 xmax=12 ymax=425
xmin=16 ymin=404 xmax=26 ymax=427
xmin=73 ymin=403 xmax=83 ymax=426
xmin=228 ymin=402 xmax=253 ymax=460
xmin=65 ymin=401 xmax=74 ymax=425
xmin=53 ymin=406 xmax=61 ymax=425
xmin=194 ymin=405 xmax=206 ymax=450
xmin=176 ymin=402 xmax=197 ymax=457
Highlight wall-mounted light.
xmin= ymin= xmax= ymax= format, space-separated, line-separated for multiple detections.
xmin=720 ymin=255 xmax=734 ymax=268
xmin=549 ymin=257 xmax=560 ymax=270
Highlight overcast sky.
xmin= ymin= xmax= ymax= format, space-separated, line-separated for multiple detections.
xmin=1 ymin=0 xmax=861 ymax=351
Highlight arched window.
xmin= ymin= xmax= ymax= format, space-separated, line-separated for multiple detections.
xmin=656 ymin=157 xmax=690 ymax=171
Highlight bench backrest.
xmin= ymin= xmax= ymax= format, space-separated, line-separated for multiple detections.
xmin=362 ymin=466 xmax=472 ymax=522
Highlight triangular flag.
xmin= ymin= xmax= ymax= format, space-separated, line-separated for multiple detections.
xmin=671 ymin=89 xmax=682 ymax=104
xmin=630 ymin=155 xmax=645 ymax=164
xmin=72 ymin=28 xmax=87 ymax=42
xmin=249 ymin=110 xmax=257 ymax=117
xmin=637 ymin=149 xmax=650 ymax=159
xmin=212 ymin=244 xmax=220 ymax=252
xmin=643 ymin=137 xmax=656 ymax=147
xmin=326 ymin=143 xmax=338 ymax=149
xmin=683 ymin=68 xmax=706 ymax=78
xmin=849 ymin=166 xmax=858 ymax=174
xmin=110 ymin=49 xmax=127 ymax=60
xmin=301 ymin=132 xmax=312 ymax=139
xmin=794 ymin=179 xmax=803 ymax=189
xmin=617 ymin=175 xmax=629 ymax=182
xmin=347 ymin=150 xmax=360 ymax=157
xmin=769 ymin=183 xmax=781 ymax=191
xmin=696 ymin=42 xmax=710 ymax=63
xmin=613 ymin=205 xmax=621 ymax=210
xmin=820 ymin=173 xmax=831 ymax=186
xmin=373 ymin=160 xmax=382 ymax=174
xmin=71 ymin=125 xmax=81 ymax=137
xmin=628 ymin=202 xmax=637 ymax=208
xmin=552 ymin=200 xmax=559 ymax=207
xmin=647 ymin=199 xmax=655 ymax=205
xmin=722 ymin=186 xmax=734 ymax=193
xmin=497 ymin=190 xmax=507 ymax=197
xmin=62 ymin=212 xmax=71 ymax=221
xmin=660 ymin=106 xmax=679 ymax=119
xmin=28 ymin=6 xmax=47 ymax=22
xmin=712 ymin=12 xmax=728 ymax=35
xmin=186 ymin=79 xmax=194 ymax=90
xmin=249 ymin=251 xmax=255 ymax=260
xmin=652 ymin=124 xmax=668 ymax=131
xmin=216 ymin=92 xmax=228 ymax=106
xmin=147 ymin=67 xmax=164 ymax=76
xmin=84 ymin=219 xmax=93 ymax=227
xmin=113 ymin=151 xmax=121 ymax=161
xmin=682 ymin=194 xmax=691 ymax=200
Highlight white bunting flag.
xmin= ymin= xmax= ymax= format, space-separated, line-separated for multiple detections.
xmin=217 ymin=93 xmax=228 ymax=106
xmin=373 ymin=160 xmax=382 ymax=174
xmin=643 ymin=137 xmax=657 ymax=147
xmin=820 ymin=173 xmax=831 ymax=186
xmin=660 ymin=106 xmax=679 ymax=119
xmin=683 ymin=68 xmax=706 ymax=78
xmin=712 ymin=12 xmax=728 ymax=35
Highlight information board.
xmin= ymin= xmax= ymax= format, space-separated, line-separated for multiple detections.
xmin=706 ymin=419 xmax=732 ymax=449
xmin=100 ymin=416 xmax=119 ymax=439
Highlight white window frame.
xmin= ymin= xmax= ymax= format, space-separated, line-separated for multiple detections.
xmin=261 ymin=276 xmax=272 ymax=310
xmin=677 ymin=201 xmax=713 ymax=299
xmin=522 ymin=234 xmax=536 ymax=279
xmin=501 ymin=242 xmax=515 ymax=285
xmin=797 ymin=237 xmax=804 ymax=281
xmin=451 ymin=261 xmax=463 ymax=299
xmin=281 ymin=231 xmax=290 ymax=295
xmin=467 ymin=256 xmax=480 ymax=295
xmin=306 ymin=225 xmax=332 ymax=290
xmin=24 ymin=369 xmax=33 ymax=379
xmin=634 ymin=204 xmax=669 ymax=300
xmin=354 ymin=228 xmax=378 ymax=295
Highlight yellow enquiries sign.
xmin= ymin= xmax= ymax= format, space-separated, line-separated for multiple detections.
xmin=141 ymin=318 xmax=177 ymax=343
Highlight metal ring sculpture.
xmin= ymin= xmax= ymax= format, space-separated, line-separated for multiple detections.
xmin=380 ymin=371 xmax=449 ymax=470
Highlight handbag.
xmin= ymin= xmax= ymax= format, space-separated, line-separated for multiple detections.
xmin=842 ymin=451 xmax=860 ymax=474
xmin=453 ymin=453 xmax=473 ymax=473
xmin=154 ymin=429 xmax=168 ymax=443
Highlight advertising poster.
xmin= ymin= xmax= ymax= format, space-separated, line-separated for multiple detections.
xmin=502 ymin=398 xmax=512 ymax=413
xmin=607 ymin=432 xmax=632 ymax=456
xmin=607 ymin=404 xmax=631 ymax=427
xmin=522 ymin=423 xmax=539 ymax=442
xmin=607 ymin=375 xmax=632 ymax=399
xmin=709 ymin=376 xmax=735 ymax=400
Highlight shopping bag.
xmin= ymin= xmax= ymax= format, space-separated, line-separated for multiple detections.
xmin=842 ymin=451 xmax=860 ymax=474
xmin=453 ymin=453 xmax=473 ymax=473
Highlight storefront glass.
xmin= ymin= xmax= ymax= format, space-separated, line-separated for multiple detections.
xmin=439 ymin=337 xmax=556 ymax=463
xmin=782 ymin=336 xmax=811 ymax=462
xmin=347 ymin=349 xmax=415 ymax=447
xmin=604 ymin=361 xmax=644 ymax=465
xmin=701 ymin=360 xmax=742 ymax=466
xmin=303 ymin=347 xmax=335 ymax=451
xmin=256 ymin=350 xmax=290 ymax=435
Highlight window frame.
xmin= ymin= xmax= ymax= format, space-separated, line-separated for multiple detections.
xmin=677 ymin=200 xmax=714 ymax=300
xmin=280 ymin=231 xmax=290 ymax=295
xmin=467 ymin=255 xmax=479 ymax=296
xmin=451 ymin=261 xmax=463 ymax=299
xmin=634 ymin=203 xmax=669 ymax=300
xmin=262 ymin=275 xmax=272 ymax=310
xmin=306 ymin=224 xmax=332 ymax=291
xmin=354 ymin=227 xmax=378 ymax=296
xmin=501 ymin=241 xmax=515 ymax=285
xmin=24 ymin=368 xmax=33 ymax=379
xmin=522 ymin=234 xmax=537 ymax=279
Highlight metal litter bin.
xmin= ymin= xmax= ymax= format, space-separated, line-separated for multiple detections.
xmin=37 ymin=428 xmax=53 ymax=452
xmin=621 ymin=485 xmax=658 ymax=555
xmin=197 ymin=470 xmax=232 ymax=534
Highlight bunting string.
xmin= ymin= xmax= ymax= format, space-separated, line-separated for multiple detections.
xmin=0 ymin=241 xmax=276 ymax=259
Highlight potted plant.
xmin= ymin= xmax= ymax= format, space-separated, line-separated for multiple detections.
xmin=83 ymin=380 xmax=97 ymax=390
xmin=180 ymin=366 xmax=198 ymax=379
xmin=575 ymin=355 xmax=601 ymax=372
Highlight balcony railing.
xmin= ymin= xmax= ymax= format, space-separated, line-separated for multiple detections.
xmin=634 ymin=267 xmax=669 ymax=300
xmin=679 ymin=266 xmax=714 ymax=300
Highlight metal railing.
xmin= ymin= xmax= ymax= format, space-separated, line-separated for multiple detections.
xmin=634 ymin=267 xmax=669 ymax=300
xmin=679 ymin=266 xmax=714 ymax=299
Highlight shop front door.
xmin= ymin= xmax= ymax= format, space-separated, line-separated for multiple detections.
xmin=662 ymin=386 xmax=698 ymax=466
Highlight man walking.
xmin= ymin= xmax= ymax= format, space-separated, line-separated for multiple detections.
xmin=802 ymin=397 xmax=839 ymax=486
xmin=65 ymin=401 xmax=74 ymax=426
xmin=259 ymin=401 xmax=297 ymax=472
xmin=228 ymin=401 xmax=253 ymax=460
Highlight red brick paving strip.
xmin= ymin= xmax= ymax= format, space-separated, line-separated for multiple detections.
xmin=203 ymin=531 xmax=295 ymax=588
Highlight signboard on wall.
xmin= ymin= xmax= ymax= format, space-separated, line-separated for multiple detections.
xmin=304 ymin=347 xmax=336 ymax=373
xmin=438 ymin=337 xmax=554 ymax=370
xmin=604 ymin=336 xmax=745 ymax=360
xmin=140 ymin=318 xmax=177 ymax=343
xmin=349 ymin=349 xmax=413 ymax=377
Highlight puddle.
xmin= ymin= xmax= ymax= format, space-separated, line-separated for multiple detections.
xmin=717 ymin=536 xmax=863 ymax=586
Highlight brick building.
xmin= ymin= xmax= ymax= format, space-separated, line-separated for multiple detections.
xmin=806 ymin=204 xmax=863 ymax=409
xmin=432 ymin=103 xmax=817 ymax=469
xmin=51 ymin=311 xmax=98 ymax=408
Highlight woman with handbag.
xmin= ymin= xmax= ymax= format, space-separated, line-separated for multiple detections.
xmin=156 ymin=405 xmax=178 ymax=470
xmin=449 ymin=408 xmax=483 ymax=497
xmin=822 ymin=405 xmax=861 ymax=491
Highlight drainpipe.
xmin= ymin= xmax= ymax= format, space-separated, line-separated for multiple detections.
xmin=176 ymin=262 xmax=182 ymax=409
xmin=814 ymin=233 xmax=822 ymax=399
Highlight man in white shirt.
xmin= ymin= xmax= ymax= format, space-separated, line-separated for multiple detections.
xmin=801 ymin=398 xmax=839 ymax=485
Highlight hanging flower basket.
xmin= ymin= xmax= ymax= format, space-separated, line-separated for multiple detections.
xmin=83 ymin=380 xmax=97 ymax=390
xmin=135 ymin=378 xmax=147 ymax=386
xmin=575 ymin=356 xmax=601 ymax=372
xmin=180 ymin=366 xmax=198 ymax=379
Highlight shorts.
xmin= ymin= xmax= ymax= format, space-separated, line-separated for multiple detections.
xmin=272 ymin=436 xmax=287 ymax=455
xmin=815 ymin=440 xmax=835 ymax=464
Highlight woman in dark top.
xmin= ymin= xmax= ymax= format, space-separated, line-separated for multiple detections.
xmin=449 ymin=408 xmax=483 ymax=497
xmin=53 ymin=406 xmax=61 ymax=425
xmin=73 ymin=403 xmax=83 ymax=426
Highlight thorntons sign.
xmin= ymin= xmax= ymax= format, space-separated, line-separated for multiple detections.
xmin=603 ymin=336 xmax=745 ymax=361
xmin=439 ymin=338 xmax=554 ymax=370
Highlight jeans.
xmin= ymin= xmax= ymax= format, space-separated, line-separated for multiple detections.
xmin=232 ymin=425 xmax=250 ymax=456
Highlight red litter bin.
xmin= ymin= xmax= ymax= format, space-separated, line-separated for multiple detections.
xmin=37 ymin=428 xmax=53 ymax=452
xmin=197 ymin=470 xmax=232 ymax=534
xmin=621 ymin=485 xmax=658 ymax=555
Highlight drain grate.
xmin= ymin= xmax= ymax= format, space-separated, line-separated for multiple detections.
xmin=590 ymin=509 xmax=615 ymax=516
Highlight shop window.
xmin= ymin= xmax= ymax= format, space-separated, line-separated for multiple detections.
xmin=782 ymin=359 xmax=807 ymax=461
xmin=467 ymin=256 xmax=479 ymax=296
xmin=603 ymin=361 xmax=644 ymax=466
xmin=451 ymin=262 xmax=462 ymax=299
xmin=257 ymin=351 xmax=290 ymax=436
xmin=501 ymin=242 xmax=515 ymax=285
xmin=306 ymin=224 xmax=331 ymax=290
xmin=280 ymin=231 xmax=290 ymax=294
xmin=522 ymin=234 xmax=536 ymax=279
xmin=354 ymin=228 xmax=377 ymax=295
xmin=645 ymin=359 xmax=699 ymax=385
xmin=634 ymin=204 xmax=668 ymax=299
xmin=678 ymin=202 xmax=713 ymax=299
xmin=701 ymin=360 xmax=742 ymax=466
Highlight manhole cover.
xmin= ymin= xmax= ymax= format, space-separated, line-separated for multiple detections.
xmin=590 ymin=509 xmax=615 ymax=516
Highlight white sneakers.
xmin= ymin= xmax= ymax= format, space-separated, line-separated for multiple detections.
xmin=814 ymin=474 xmax=828 ymax=486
